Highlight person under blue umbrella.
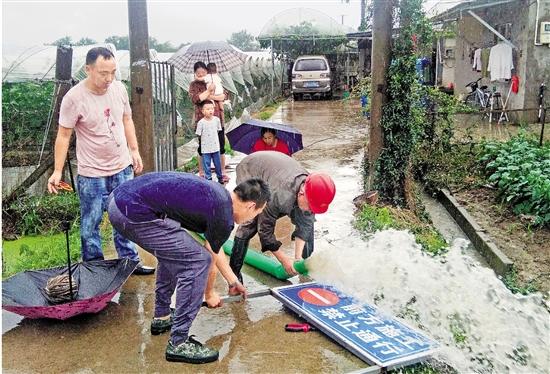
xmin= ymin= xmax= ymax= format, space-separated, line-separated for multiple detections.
xmin=251 ymin=128 xmax=291 ymax=156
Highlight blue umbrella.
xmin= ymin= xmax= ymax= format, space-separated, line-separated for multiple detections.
xmin=226 ymin=119 xmax=303 ymax=155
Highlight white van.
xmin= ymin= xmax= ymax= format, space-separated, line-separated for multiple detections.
xmin=291 ymin=55 xmax=332 ymax=100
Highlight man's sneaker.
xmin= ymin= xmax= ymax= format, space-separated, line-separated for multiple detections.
xmin=133 ymin=263 xmax=155 ymax=275
xmin=151 ymin=308 xmax=174 ymax=335
xmin=165 ymin=336 xmax=219 ymax=364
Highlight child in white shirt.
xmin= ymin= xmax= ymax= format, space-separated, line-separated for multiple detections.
xmin=204 ymin=63 xmax=224 ymax=113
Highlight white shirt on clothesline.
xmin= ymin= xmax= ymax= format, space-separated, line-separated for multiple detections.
xmin=487 ymin=42 xmax=514 ymax=81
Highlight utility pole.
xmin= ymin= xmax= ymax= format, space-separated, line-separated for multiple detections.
xmin=366 ymin=0 xmax=393 ymax=189
xmin=128 ymin=0 xmax=155 ymax=173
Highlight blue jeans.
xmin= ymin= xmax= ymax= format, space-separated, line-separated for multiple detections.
xmin=202 ymin=152 xmax=223 ymax=182
xmin=77 ymin=165 xmax=140 ymax=262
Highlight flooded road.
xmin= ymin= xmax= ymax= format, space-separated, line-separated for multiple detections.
xmin=2 ymin=99 xmax=370 ymax=373
xmin=4 ymin=99 xmax=548 ymax=373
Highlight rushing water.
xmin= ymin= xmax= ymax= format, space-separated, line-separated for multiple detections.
xmin=305 ymin=157 xmax=550 ymax=374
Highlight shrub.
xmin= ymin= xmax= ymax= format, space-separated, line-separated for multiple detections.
xmin=4 ymin=192 xmax=80 ymax=236
xmin=355 ymin=204 xmax=447 ymax=255
xmin=479 ymin=134 xmax=550 ymax=226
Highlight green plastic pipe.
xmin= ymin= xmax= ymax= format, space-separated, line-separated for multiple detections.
xmin=191 ymin=232 xmax=308 ymax=280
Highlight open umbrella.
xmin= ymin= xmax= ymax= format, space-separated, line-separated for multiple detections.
xmin=167 ymin=41 xmax=248 ymax=73
xmin=226 ymin=119 xmax=303 ymax=155
xmin=2 ymin=222 xmax=138 ymax=320
xmin=2 ymin=259 xmax=138 ymax=320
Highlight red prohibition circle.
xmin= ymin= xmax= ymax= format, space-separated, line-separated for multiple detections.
xmin=297 ymin=287 xmax=340 ymax=306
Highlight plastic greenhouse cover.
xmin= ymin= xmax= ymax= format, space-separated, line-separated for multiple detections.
xmin=229 ymin=67 xmax=245 ymax=86
xmin=258 ymin=7 xmax=354 ymax=38
xmin=2 ymin=44 xmax=117 ymax=83
xmin=219 ymin=71 xmax=238 ymax=94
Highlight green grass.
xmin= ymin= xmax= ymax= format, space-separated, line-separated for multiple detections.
xmin=2 ymin=215 xmax=114 ymax=279
xmin=2 ymin=230 xmax=81 ymax=279
xmin=177 ymin=156 xmax=199 ymax=173
xmin=355 ymin=204 xmax=447 ymax=255
xmin=254 ymin=99 xmax=282 ymax=121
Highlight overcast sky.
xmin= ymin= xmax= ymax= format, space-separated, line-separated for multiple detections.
xmin=2 ymin=1 xmax=361 ymax=50
xmin=2 ymin=0 xmax=459 ymax=54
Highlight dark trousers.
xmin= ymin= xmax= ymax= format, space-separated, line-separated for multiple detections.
xmin=108 ymin=197 xmax=211 ymax=346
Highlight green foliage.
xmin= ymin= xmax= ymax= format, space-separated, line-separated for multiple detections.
xmin=449 ymin=313 xmax=468 ymax=346
xmin=75 ymin=37 xmax=97 ymax=46
xmin=259 ymin=21 xmax=347 ymax=61
xmin=177 ymin=156 xmax=199 ymax=174
xmin=390 ymin=364 xmax=442 ymax=374
xmin=104 ymin=35 xmax=129 ymax=50
xmin=2 ymin=81 xmax=55 ymax=151
xmin=479 ymin=134 xmax=550 ymax=226
xmin=355 ymin=204 xmax=447 ymax=255
xmin=412 ymin=89 xmax=485 ymax=193
xmin=350 ymin=76 xmax=371 ymax=99
xmin=50 ymin=36 xmax=74 ymax=46
xmin=103 ymin=35 xmax=181 ymax=52
xmin=50 ymin=36 xmax=98 ymax=46
xmin=227 ymin=30 xmax=260 ymax=51
xmin=224 ymin=142 xmax=235 ymax=156
xmin=374 ymin=0 xmax=433 ymax=206
xmin=4 ymin=192 xmax=80 ymax=237
xmin=502 ymin=267 xmax=538 ymax=295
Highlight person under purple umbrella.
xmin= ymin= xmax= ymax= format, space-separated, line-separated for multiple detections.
xmin=251 ymin=128 xmax=291 ymax=156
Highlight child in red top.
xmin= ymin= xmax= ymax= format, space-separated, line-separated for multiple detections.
xmin=251 ymin=128 xmax=291 ymax=156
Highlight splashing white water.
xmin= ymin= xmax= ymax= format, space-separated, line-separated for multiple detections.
xmin=305 ymin=159 xmax=550 ymax=373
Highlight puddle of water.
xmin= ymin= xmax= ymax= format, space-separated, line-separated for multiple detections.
xmin=303 ymin=155 xmax=550 ymax=374
xmin=2 ymin=311 xmax=24 ymax=334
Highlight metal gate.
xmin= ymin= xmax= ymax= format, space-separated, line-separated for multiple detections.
xmin=151 ymin=61 xmax=177 ymax=171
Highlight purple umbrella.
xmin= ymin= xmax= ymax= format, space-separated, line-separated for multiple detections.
xmin=226 ymin=119 xmax=303 ymax=155
xmin=2 ymin=259 xmax=138 ymax=320
xmin=2 ymin=221 xmax=138 ymax=320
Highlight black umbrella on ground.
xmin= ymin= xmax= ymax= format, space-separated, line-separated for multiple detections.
xmin=2 ymin=222 xmax=138 ymax=320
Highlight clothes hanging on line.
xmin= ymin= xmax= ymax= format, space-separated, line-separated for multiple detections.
xmin=472 ymin=48 xmax=482 ymax=72
xmin=487 ymin=42 xmax=514 ymax=81
xmin=481 ymin=48 xmax=490 ymax=78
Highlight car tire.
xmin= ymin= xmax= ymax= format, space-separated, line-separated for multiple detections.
xmin=293 ymin=94 xmax=301 ymax=101
xmin=325 ymin=91 xmax=333 ymax=100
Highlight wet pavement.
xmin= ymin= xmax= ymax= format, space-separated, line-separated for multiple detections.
xmin=2 ymin=99 xmax=371 ymax=373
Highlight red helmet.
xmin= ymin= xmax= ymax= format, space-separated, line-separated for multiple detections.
xmin=304 ymin=173 xmax=336 ymax=214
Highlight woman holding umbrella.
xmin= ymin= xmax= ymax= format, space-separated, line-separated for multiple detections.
xmin=188 ymin=61 xmax=229 ymax=181
xmin=251 ymin=128 xmax=291 ymax=156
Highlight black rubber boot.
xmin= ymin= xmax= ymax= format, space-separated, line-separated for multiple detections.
xmin=302 ymin=238 xmax=314 ymax=259
xmin=229 ymin=237 xmax=249 ymax=283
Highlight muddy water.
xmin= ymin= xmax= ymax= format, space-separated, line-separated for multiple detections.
xmin=2 ymin=99 xmax=369 ymax=373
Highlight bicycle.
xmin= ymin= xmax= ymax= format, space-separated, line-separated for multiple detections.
xmin=463 ymin=77 xmax=490 ymax=109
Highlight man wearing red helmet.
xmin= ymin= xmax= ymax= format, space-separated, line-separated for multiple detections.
xmin=228 ymin=151 xmax=336 ymax=283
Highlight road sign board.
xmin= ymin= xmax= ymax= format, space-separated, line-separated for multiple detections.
xmin=272 ymin=282 xmax=438 ymax=368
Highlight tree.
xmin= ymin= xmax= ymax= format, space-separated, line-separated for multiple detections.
xmin=50 ymin=36 xmax=73 ymax=46
xmin=104 ymin=35 xmax=178 ymax=52
xmin=104 ymin=35 xmax=129 ymax=50
xmin=148 ymin=37 xmax=178 ymax=52
xmin=359 ymin=0 xmax=374 ymax=31
xmin=374 ymin=0 xmax=432 ymax=207
xmin=75 ymin=37 xmax=97 ymax=46
xmin=258 ymin=21 xmax=347 ymax=61
xmin=227 ymin=30 xmax=260 ymax=51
